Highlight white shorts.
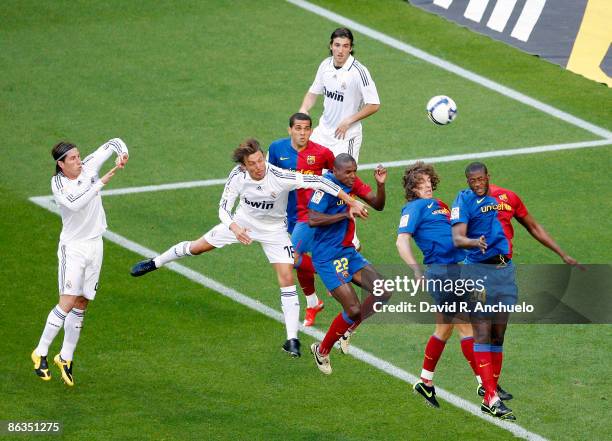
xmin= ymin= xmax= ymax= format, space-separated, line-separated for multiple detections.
xmin=57 ymin=237 xmax=103 ymax=300
xmin=311 ymin=127 xmax=363 ymax=164
xmin=204 ymin=222 xmax=294 ymax=264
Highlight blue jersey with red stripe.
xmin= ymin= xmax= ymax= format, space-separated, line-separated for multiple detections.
xmin=308 ymin=172 xmax=371 ymax=262
xmin=450 ymin=184 xmax=528 ymax=263
xmin=397 ymin=198 xmax=465 ymax=264
xmin=268 ymin=138 xmax=335 ymax=232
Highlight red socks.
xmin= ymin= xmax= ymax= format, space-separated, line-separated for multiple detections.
xmin=460 ymin=336 xmax=479 ymax=376
xmin=420 ymin=335 xmax=446 ymax=382
xmin=473 ymin=344 xmax=496 ymax=404
xmin=296 ymin=254 xmax=316 ymax=296
xmin=491 ymin=346 xmax=504 ymax=389
xmin=319 ymin=312 xmax=353 ymax=355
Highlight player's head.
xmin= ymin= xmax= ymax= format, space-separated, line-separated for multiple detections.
xmin=333 ymin=153 xmax=357 ymax=187
xmin=329 ymin=27 xmax=354 ymax=67
xmin=52 ymin=141 xmax=81 ymax=177
xmin=233 ymin=138 xmax=266 ymax=180
xmin=288 ymin=113 xmax=312 ymax=149
xmin=402 ymin=162 xmax=439 ymax=201
xmin=465 ymin=162 xmax=490 ymax=197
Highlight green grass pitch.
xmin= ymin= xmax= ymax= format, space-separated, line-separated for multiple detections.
xmin=1 ymin=1 xmax=610 ymax=440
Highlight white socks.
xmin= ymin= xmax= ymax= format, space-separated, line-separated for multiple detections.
xmin=60 ymin=308 xmax=85 ymax=361
xmin=154 ymin=241 xmax=192 ymax=267
xmin=280 ymin=285 xmax=300 ymax=340
xmin=36 ymin=305 xmax=67 ymax=357
xmin=305 ymin=293 xmax=320 ymax=309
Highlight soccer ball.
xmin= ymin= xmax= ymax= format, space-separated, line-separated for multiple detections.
xmin=426 ymin=95 xmax=457 ymax=125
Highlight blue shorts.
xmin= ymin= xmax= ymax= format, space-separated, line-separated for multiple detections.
xmin=462 ymin=261 xmax=518 ymax=318
xmin=424 ymin=264 xmax=464 ymax=308
xmin=313 ymin=247 xmax=370 ymax=292
xmin=291 ymin=221 xmax=315 ymax=254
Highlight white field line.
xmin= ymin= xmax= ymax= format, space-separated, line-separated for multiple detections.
xmin=30 ymin=138 xmax=611 ymax=199
xmin=29 ymin=197 xmax=549 ymax=441
xmin=287 ymin=0 xmax=612 ymax=140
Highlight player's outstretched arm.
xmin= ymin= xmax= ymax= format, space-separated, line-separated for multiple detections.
xmin=52 ymin=164 xmax=124 ymax=212
xmin=452 ymin=223 xmax=487 ymax=252
xmin=359 ymin=165 xmax=387 ymax=211
xmin=81 ymin=138 xmax=129 ymax=174
xmin=516 ymin=214 xmax=581 ymax=266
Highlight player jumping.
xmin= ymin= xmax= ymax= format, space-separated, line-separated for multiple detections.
xmin=130 ymin=139 xmax=366 ymax=358
xmin=308 ymin=154 xmax=387 ymax=374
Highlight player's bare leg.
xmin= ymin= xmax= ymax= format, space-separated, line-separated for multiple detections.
xmin=130 ymin=237 xmax=216 ymax=277
xmin=273 ymin=263 xmax=301 ymax=357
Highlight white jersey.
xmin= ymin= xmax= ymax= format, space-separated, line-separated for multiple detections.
xmin=51 ymin=138 xmax=128 ymax=243
xmin=309 ymin=55 xmax=380 ymax=139
xmin=218 ymin=163 xmax=341 ymax=233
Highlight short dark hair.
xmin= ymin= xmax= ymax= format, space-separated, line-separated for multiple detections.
xmin=51 ymin=141 xmax=77 ymax=175
xmin=329 ymin=27 xmax=354 ymax=55
xmin=232 ymin=138 xmax=262 ymax=165
xmin=289 ymin=112 xmax=312 ymax=128
xmin=465 ymin=162 xmax=488 ymax=176
xmin=334 ymin=153 xmax=356 ymax=170
xmin=402 ymin=162 xmax=440 ymax=201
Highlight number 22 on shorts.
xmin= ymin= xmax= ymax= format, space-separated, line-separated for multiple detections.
xmin=334 ymin=257 xmax=348 ymax=273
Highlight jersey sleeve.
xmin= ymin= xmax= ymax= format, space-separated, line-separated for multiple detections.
xmin=352 ymin=176 xmax=372 ymax=199
xmin=218 ymin=166 xmax=242 ymax=227
xmin=308 ymin=59 xmax=327 ymax=95
xmin=269 ymin=164 xmax=340 ymax=196
xmin=355 ymin=63 xmax=380 ymax=105
xmin=509 ymin=191 xmax=529 ymax=219
xmin=307 ymin=189 xmax=331 ymax=213
xmin=81 ymin=138 xmax=128 ymax=174
xmin=51 ymin=174 xmax=104 ymax=212
xmin=397 ymin=202 xmax=423 ymax=235
xmin=450 ymin=192 xmax=470 ymax=225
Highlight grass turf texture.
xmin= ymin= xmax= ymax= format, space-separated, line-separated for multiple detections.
xmin=1 ymin=0 xmax=611 ymax=440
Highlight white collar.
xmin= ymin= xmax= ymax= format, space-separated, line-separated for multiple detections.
xmin=332 ymin=54 xmax=354 ymax=71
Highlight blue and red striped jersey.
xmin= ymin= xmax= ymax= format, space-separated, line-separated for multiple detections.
xmin=268 ymin=138 xmax=335 ymax=232
xmin=308 ymin=171 xmax=371 ymax=262
xmin=397 ymin=198 xmax=465 ymax=264
xmin=450 ymin=184 xmax=528 ymax=262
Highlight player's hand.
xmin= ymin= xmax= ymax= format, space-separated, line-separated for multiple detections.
xmin=334 ymin=119 xmax=351 ymax=139
xmin=100 ymin=166 xmax=119 ymax=185
xmin=374 ymin=164 xmax=387 ymax=185
xmin=348 ymin=199 xmax=368 ymax=219
xmin=475 ymin=235 xmax=487 ymax=253
xmin=115 ymin=153 xmax=129 ymax=168
xmin=230 ymin=223 xmax=252 ymax=245
xmin=561 ymin=254 xmax=586 ymax=271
